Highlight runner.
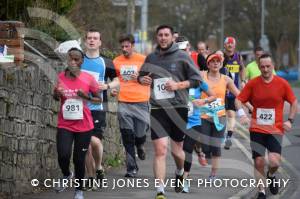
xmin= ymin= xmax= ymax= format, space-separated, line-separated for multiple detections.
xmin=175 ymin=36 xmax=199 ymax=67
xmin=53 ymin=48 xmax=101 ymax=199
xmin=138 ymin=25 xmax=202 ymax=199
xmin=81 ymin=29 xmax=119 ymax=190
xmin=223 ymin=36 xmax=246 ymax=150
xmin=175 ymin=36 xmax=213 ymax=174
xmin=246 ymin=46 xmax=276 ymax=80
xmin=173 ymin=31 xmax=179 ymax=42
xmin=237 ymin=53 xmax=298 ymax=199
xmin=182 ymin=76 xmax=216 ymax=193
xmin=200 ymin=52 xmax=249 ymax=181
xmin=113 ymin=34 xmax=150 ymax=177
xmin=197 ymin=41 xmax=209 ymax=71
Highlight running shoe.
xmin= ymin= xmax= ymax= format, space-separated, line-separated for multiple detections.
xmin=82 ymin=177 xmax=94 ymax=191
xmin=74 ymin=189 xmax=84 ymax=199
xmin=267 ymin=171 xmax=279 ymax=195
xmin=96 ymin=169 xmax=105 ymax=188
xmin=174 ymin=174 xmax=184 ymax=193
xmin=125 ymin=169 xmax=137 ymax=178
xmin=155 ymin=192 xmax=166 ymax=199
xmin=137 ymin=145 xmax=146 ymax=160
xmin=224 ymin=137 xmax=232 ymax=150
xmin=208 ymin=175 xmax=216 ymax=183
xmin=256 ymin=192 xmax=266 ymax=199
xmin=54 ymin=171 xmax=73 ymax=193
xmin=182 ymin=179 xmax=190 ymax=193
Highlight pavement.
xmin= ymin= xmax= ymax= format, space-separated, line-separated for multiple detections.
xmin=24 ymin=136 xmax=256 ymax=199
xmin=23 ymin=87 xmax=300 ymax=199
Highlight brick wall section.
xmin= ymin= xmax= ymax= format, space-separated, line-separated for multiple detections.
xmin=0 ymin=63 xmax=123 ymax=198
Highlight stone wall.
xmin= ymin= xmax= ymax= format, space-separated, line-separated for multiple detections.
xmin=0 ymin=62 xmax=123 ymax=198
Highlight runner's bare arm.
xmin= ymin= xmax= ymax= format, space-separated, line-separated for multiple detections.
xmin=165 ymin=79 xmax=200 ymax=91
xmin=284 ymin=99 xmax=298 ymax=131
xmin=110 ymin=88 xmax=118 ymax=97
xmin=165 ymin=80 xmax=188 ymax=91
xmin=77 ymin=89 xmax=102 ymax=103
xmin=192 ymin=87 xmax=216 ymax=106
xmin=239 ymin=55 xmax=246 ymax=87
xmin=53 ymin=86 xmax=63 ymax=101
xmin=130 ymin=71 xmax=139 ymax=80
xmin=138 ymin=73 xmax=152 ymax=86
xmin=226 ymin=76 xmax=240 ymax=96
xmin=99 ymin=77 xmax=119 ymax=90
xmin=288 ymin=99 xmax=298 ymax=120
xmin=226 ymin=76 xmax=253 ymax=111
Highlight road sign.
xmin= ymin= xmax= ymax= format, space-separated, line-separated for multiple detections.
xmin=112 ymin=0 xmax=142 ymax=6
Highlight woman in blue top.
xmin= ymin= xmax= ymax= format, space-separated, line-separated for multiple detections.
xmin=175 ymin=38 xmax=215 ymax=193
xmin=182 ymin=80 xmax=215 ymax=193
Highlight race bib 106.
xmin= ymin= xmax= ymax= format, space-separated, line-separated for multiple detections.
xmin=62 ymin=99 xmax=83 ymax=120
xmin=153 ymin=77 xmax=175 ymax=100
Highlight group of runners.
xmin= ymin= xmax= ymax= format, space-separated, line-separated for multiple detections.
xmin=53 ymin=25 xmax=298 ymax=199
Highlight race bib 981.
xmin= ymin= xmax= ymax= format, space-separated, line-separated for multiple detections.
xmin=62 ymin=99 xmax=83 ymax=120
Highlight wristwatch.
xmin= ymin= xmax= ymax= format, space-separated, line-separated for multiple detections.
xmin=288 ymin=118 xmax=294 ymax=124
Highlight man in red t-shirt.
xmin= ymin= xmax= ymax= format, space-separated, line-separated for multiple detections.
xmin=237 ymin=53 xmax=298 ymax=199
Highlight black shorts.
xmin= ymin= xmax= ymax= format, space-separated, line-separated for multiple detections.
xmin=91 ymin=110 xmax=106 ymax=140
xmin=200 ymin=118 xmax=226 ymax=157
xmin=150 ymin=107 xmax=188 ymax=142
xmin=225 ymin=97 xmax=236 ymax=111
xmin=250 ymin=132 xmax=283 ymax=159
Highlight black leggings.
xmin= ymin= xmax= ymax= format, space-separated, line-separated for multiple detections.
xmin=183 ymin=125 xmax=202 ymax=173
xmin=56 ymin=128 xmax=92 ymax=190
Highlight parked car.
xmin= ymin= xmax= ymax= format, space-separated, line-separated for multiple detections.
xmin=276 ymin=66 xmax=299 ymax=81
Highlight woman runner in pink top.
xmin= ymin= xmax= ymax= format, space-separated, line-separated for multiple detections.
xmin=53 ymin=48 xmax=101 ymax=199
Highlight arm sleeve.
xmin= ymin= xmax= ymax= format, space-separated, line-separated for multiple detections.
xmin=138 ymin=55 xmax=151 ymax=77
xmin=189 ymin=79 xmax=200 ymax=88
xmin=183 ymin=54 xmax=202 ymax=88
xmin=200 ymin=81 xmax=209 ymax=92
xmin=104 ymin=58 xmax=117 ymax=81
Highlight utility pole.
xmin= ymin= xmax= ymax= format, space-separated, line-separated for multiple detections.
xmin=261 ymin=0 xmax=265 ymax=39
xmin=220 ymin=0 xmax=225 ymax=48
xmin=260 ymin=0 xmax=269 ymax=52
xmin=141 ymin=0 xmax=148 ymax=53
xmin=126 ymin=0 xmax=135 ymax=34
